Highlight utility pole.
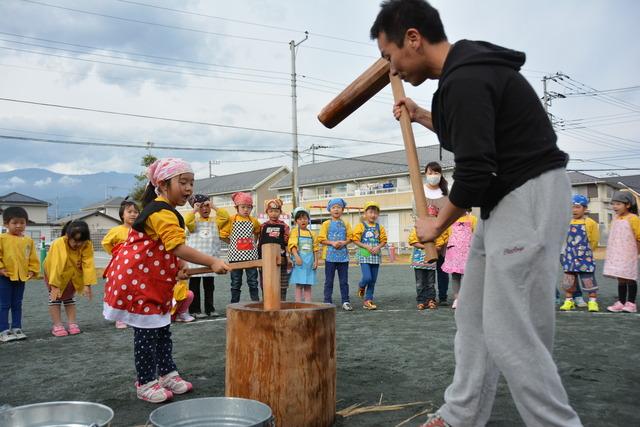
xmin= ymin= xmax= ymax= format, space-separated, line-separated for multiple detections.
xmin=542 ymin=72 xmax=568 ymax=128
xmin=208 ymin=160 xmax=220 ymax=178
xmin=309 ymin=144 xmax=330 ymax=164
xmin=290 ymin=31 xmax=309 ymax=209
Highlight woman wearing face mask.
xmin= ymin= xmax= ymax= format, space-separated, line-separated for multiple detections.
xmin=423 ymin=161 xmax=451 ymax=306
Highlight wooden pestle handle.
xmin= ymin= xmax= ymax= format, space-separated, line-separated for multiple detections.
xmin=389 ymin=74 xmax=439 ymax=263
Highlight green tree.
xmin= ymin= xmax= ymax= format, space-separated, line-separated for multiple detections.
xmin=130 ymin=154 xmax=158 ymax=205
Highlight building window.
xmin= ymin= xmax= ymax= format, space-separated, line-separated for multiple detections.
xmin=587 ymin=184 xmax=598 ymax=199
xmin=587 ymin=213 xmax=599 ymax=223
xmin=606 ymin=186 xmax=613 ymax=198
xmin=333 ymin=183 xmax=347 ymax=195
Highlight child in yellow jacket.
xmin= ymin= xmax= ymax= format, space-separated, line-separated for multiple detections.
xmin=0 ymin=207 xmax=40 ymax=342
xmin=409 ymin=227 xmax=449 ymax=310
xmin=44 ymin=220 xmax=97 ymax=337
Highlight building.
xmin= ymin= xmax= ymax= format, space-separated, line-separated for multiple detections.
xmin=270 ymin=146 xmax=455 ymax=249
xmin=192 ymin=166 xmax=290 ymax=220
xmin=81 ymin=196 xmax=126 ymax=220
xmin=55 ymin=210 xmax=122 ymax=251
xmin=0 ymin=192 xmax=53 ymax=241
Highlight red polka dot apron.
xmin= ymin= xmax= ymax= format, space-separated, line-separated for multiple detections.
xmin=103 ymin=201 xmax=183 ymax=328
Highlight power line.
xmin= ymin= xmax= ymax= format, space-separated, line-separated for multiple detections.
xmin=0 ymin=96 xmax=404 ymax=146
xmin=0 ymin=134 xmax=287 ymax=152
xmin=112 ymin=0 xmax=374 ymax=47
xmin=18 ymin=0 xmax=286 ymax=45
xmin=0 ymin=31 xmax=289 ymax=75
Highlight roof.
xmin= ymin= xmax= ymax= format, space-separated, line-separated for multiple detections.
xmin=55 ymin=210 xmax=121 ymax=225
xmin=0 ymin=192 xmax=50 ymax=206
xmin=603 ymin=174 xmax=640 ymax=194
xmin=567 ymin=171 xmax=599 ymax=185
xmin=271 ymin=145 xmax=454 ymax=190
xmin=82 ymin=196 xmax=125 ymax=210
xmin=195 ymin=166 xmax=288 ymax=195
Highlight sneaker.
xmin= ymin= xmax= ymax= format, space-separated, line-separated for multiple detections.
xmin=559 ymin=299 xmax=575 ymax=311
xmin=451 ymin=299 xmax=458 ymax=309
xmin=67 ymin=323 xmax=81 ymax=335
xmin=51 ymin=324 xmax=68 ymax=337
xmin=417 ymin=303 xmax=426 ymax=311
xmin=176 ymin=312 xmax=195 ymax=323
xmin=587 ymin=300 xmax=599 ymax=312
xmin=342 ymin=302 xmax=353 ymax=311
xmin=209 ymin=310 xmax=222 ymax=318
xmin=357 ymin=287 xmax=365 ymax=298
xmin=115 ymin=321 xmax=128 ymax=329
xmin=622 ymin=301 xmax=638 ymax=313
xmin=573 ymin=296 xmax=587 ymax=308
xmin=193 ymin=313 xmax=208 ymax=319
xmin=420 ymin=413 xmax=452 ymax=427
xmin=136 ymin=380 xmax=173 ymax=403
xmin=0 ymin=329 xmax=18 ymax=343
xmin=159 ymin=371 xmax=193 ymax=395
xmin=363 ymin=300 xmax=377 ymax=310
xmin=11 ymin=328 xmax=27 ymax=340
xmin=427 ymin=299 xmax=438 ymax=310
xmin=607 ymin=301 xmax=626 ymax=313
xmin=438 ymin=299 xmax=449 ymax=307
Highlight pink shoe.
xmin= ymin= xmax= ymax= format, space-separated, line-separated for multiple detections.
xmin=607 ymin=301 xmax=626 ymax=312
xmin=67 ymin=323 xmax=81 ymax=335
xmin=115 ymin=321 xmax=128 ymax=329
xmin=622 ymin=302 xmax=637 ymax=313
xmin=51 ymin=324 xmax=68 ymax=337
xmin=159 ymin=371 xmax=193 ymax=395
xmin=451 ymin=299 xmax=458 ymax=309
xmin=136 ymin=380 xmax=173 ymax=403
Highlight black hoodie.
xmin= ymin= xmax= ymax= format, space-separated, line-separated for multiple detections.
xmin=431 ymin=40 xmax=568 ymax=219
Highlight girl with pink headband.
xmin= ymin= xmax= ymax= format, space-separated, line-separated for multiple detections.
xmin=103 ymin=157 xmax=230 ymax=403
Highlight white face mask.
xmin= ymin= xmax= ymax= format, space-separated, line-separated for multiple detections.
xmin=426 ymin=174 xmax=441 ymax=186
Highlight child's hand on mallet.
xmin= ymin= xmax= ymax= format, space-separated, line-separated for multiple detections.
xmin=210 ymin=258 xmax=230 ymax=274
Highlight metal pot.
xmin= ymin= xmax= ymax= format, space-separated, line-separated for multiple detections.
xmin=0 ymin=401 xmax=114 ymax=427
xmin=148 ymin=397 xmax=275 ymax=427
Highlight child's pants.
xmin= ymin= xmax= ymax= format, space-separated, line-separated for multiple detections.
xmin=359 ymin=263 xmax=379 ymax=301
xmin=561 ymin=272 xmax=598 ymax=295
xmin=438 ymin=169 xmax=582 ymax=427
xmin=188 ymin=276 xmax=215 ymax=314
xmin=0 ymin=277 xmax=25 ymax=331
xmin=436 ymin=255 xmax=450 ymax=301
xmin=324 ymin=261 xmax=349 ymax=304
xmin=172 ymin=290 xmax=194 ymax=321
xmin=230 ymin=268 xmax=259 ymax=303
xmin=133 ymin=325 xmax=178 ymax=385
xmin=414 ymin=268 xmax=436 ymax=303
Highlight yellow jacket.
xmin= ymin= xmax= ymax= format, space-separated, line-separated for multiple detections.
xmin=352 ymin=222 xmax=388 ymax=245
xmin=101 ymin=224 xmax=130 ymax=254
xmin=44 ymin=236 xmax=97 ymax=293
xmin=408 ymin=228 xmax=449 ymax=249
xmin=219 ymin=214 xmax=261 ymax=239
xmin=142 ymin=196 xmax=187 ymax=251
xmin=288 ymin=227 xmax=320 ymax=252
xmin=571 ymin=217 xmax=600 ymax=250
xmin=0 ymin=233 xmax=40 ymax=281
xmin=184 ymin=210 xmax=229 ymax=234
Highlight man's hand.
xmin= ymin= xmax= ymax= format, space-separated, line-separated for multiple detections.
xmin=393 ymin=97 xmax=434 ymax=131
xmin=416 ymin=216 xmax=440 ymax=243
xmin=210 ymin=258 xmax=230 ymax=274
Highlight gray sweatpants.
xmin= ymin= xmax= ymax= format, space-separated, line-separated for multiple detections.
xmin=439 ymin=169 xmax=582 ymax=427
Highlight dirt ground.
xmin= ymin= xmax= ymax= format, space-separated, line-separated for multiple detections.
xmin=1 ymin=262 xmax=638 ymax=427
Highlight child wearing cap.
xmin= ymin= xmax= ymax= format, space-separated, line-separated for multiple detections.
xmin=288 ymin=207 xmax=320 ymax=302
xmin=604 ymin=191 xmax=640 ymax=313
xmin=184 ymin=194 xmax=228 ymax=318
xmin=559 ymin=195 xmax=601 ymax=312
xmin=318 ymin=198 xmax=354 ymax=311
xmin=352 ymin=201 xmax=387 ymax=310
xmin=258 ymin=199 xmax=291 ymax=301
xmin=220 ymin=192 xmax=261 ymax=303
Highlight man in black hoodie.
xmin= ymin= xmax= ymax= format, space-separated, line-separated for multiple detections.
xmin=371 ymin=1 xmax=582 ymax=426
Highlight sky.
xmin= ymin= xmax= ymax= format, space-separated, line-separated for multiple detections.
xmin=0 ymin=0 xmax=638 ymax=180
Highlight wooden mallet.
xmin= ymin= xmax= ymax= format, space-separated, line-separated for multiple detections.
xmin=318 ymin=58 xmax=439 ymax=262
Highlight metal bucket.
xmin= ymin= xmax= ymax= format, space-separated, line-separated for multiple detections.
xmin=0 ymin=401 xmax=114 ymax=427
xmin=148 ymin=397 xmax=274 ymax=427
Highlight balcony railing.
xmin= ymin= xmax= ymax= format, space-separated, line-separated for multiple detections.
xmin=280 ymin=185 xmax=413 ymax=203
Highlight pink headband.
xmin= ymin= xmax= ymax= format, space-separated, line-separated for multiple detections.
xmin=147 ymin=158 xmax=193 ymax=189
xmin=232 ymin=192 xmax=253 ymax=206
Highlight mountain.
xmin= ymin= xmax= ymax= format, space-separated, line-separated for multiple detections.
xmin=0 ymin=168 xmax=137 ymax=220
